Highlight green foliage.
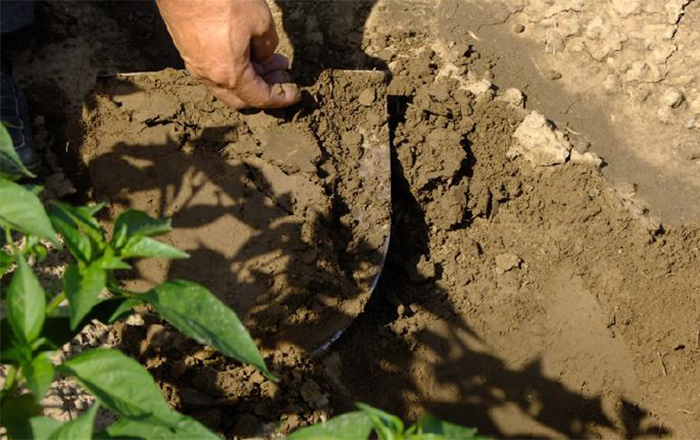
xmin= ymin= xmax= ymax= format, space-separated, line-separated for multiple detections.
xmin=0 ymin=124 xmax=271 ymax=439
xmin=287 ymin=411 xmax=374 ymax=440
xmin=60 ymin=349 xmax=215 ymax=439
xmin=0 ymin=124 xmax=483 ymax=440
xmin=22 ymin=353 xmax=54 ymax=402
xmin=63 ymin=263 xmax=107 ymax=330
xmin=143 ymin=280 xmax=273 ymax=378
xmin=48 ymin=403 xmax=99 ymax=440
xmin=6 ymin=253 xmax=46 ymax=344
xmin=287 ymin=403 xmax=487 ymax=440
xmin=0 ymin=179 xmax=59 ymax=246
xmin=0 ymin=122 xmax=35 ymax=179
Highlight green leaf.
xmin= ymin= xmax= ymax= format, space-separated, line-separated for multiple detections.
xmin=50 ymin=212 xmax=94 ymax=263
xmin=0 ymin=318 xmax=32 ymax=365
xmin=61 ymin=348 xmax=218 ymax=439
xmin=39 ymin=298 xmax=142 ymax=349
xmin=110 ymin=223 xmax=128 ymax=250
xmin=48 ymin=403 xmax=99 ymax=440
xmin=1 ymin=318 xmax=19 ymax=363
xmin=30 ymin=243 xmax=49 ymax=262
xmin=105 ymin=298 xmax=143 ymax=323
xmin=414 ymin=414 xmax=484 ymax=440
xmin=142 ymin=280 xmax=271 ymax=377
xmin=23 ymin=236 xmax=49 ymax=262
xmin=356 ymin=403 xmax=404 ymax=440
xmin=6 ymin=253 xmax=46 ymax=343
xmin=19 ymin=417 xmax=62 ymax=440
xmin=23 ymin=183 xmax=44 ymax=196
xmin=0 ymin=394 xmax=45 ymax=438
xmin=104 ymin=414 xmax=219 ymax=440
xmin=113 ymin=210 xmax=173 ymax=240
xmin=23 ymin=352 xmax=55 ymax=401
xmin=120 ymin=236 xmax=189 ymax=260
xmin=0 ymin=179 xmax=59 ymax=246
xmin=95 ymin=254 xmax=131 ymax=270
xmin=60 ymin=349 xmax=174 ymax=422
xmin=288 ymin=411 xmax=374 ymax=440
xmin=49 ymin=201 xmax=104 ymax=243
xmin=0 ymin=249 xmax=14 ymax=277
xmin=0 ymin=123 xmax=35 ymax=178
xmin=64 ymin=263 xmax=107 ymax=330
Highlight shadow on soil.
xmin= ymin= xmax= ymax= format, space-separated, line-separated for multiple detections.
xmin=88 ymin=120 xmax=379 ymax=352
xmin=276 ymin=0 xmax=385 ymax=85
xmin=91 ymin=100 xmax=668 ymax=439
xmin=69 ymin=1 xmax=670 ymax=438
xmin=326 ymin=95 xmax=669 ymax=439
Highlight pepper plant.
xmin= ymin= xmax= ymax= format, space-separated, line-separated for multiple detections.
xmin=288 ymin=402 xmax=487 ymax=440
xmin=0 ymin=124 xmax=269 ymax=439
xmin=0 ymin=124 xmax=484 ymax=439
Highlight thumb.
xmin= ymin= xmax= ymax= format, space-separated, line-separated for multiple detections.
xmin=237 ymin=63 xmax=300 ymax=109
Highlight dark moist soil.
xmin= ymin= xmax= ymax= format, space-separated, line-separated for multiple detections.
xmin=79 ymin=69 xmax=390 ymax=355
xmin=6 ymin=1 xmax=700 ymax=439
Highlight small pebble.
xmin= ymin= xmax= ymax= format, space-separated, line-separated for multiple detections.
xmin=499 ymin=88 xmax=524 ymax=107
xmin=358 ymin=88 xmax=376 ymax=106
xmin=495 ymin=253 xmax=521 ymax=274
xmin=513 ymin=24 xmax=525 ymax=33
xmin=661 ymin=88 xmax=684 ymax=108
xmin=546 ymin=70 xmax=562 ymax=81
xmin=615 ymin=181 xmax=638 ymax=198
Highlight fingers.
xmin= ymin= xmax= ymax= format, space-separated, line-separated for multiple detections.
xmin=236 ymin=62 xmax=301 ymax=109
xmin=262 ymin=69 xmax=291 ymax=84
xmin=207 ymin=85 xmax=248 ymax=110
xmin=205 ymin=64 xmax=298 ymax=110
xmin=252 ymin=53 xmax=289 ymax=75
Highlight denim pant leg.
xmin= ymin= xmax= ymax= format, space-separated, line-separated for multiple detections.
xmin=0 ymin=1 xmax=34 ymax=34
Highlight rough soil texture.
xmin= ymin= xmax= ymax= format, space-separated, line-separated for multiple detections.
xmin=446 ymin=0 xmax=700 ymax=225
xmin=79 ymin=69 xmax=390 ymax=354
xmin=3 ymin=1 xmax=700 ymax=439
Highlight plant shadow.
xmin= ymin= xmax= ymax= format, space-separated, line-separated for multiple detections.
xmin=74 ymin=1 xmax=670 ymax=439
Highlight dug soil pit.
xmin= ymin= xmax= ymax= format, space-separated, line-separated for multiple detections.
xmin=78 ymin=69 xmax=390 ymax=354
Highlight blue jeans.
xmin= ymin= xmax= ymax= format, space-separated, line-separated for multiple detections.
xmin=0 ymin=1 xmax=34 ymax=34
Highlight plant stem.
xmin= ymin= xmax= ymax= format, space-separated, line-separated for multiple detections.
xmin=4 ymin=226 xmax=14 ymax=252
xmin=3 ymin=365 xmax=17 ymax=392
xmin=45 ymin=292 xmax=66 ymax=315
xmin=109 ymin=286 xmax=138 ymax=298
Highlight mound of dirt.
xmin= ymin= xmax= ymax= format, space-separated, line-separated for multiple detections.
xmin=330 ymin=42 xmax=700 ymax=439
xmin=79 ymin=69 xmax=390 ymax=353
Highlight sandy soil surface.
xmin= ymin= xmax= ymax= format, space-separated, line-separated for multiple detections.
xmin=452 ymin=0 xmax=700 ymax=225
xmin=2 ymin=1 xmax=699 ymax=438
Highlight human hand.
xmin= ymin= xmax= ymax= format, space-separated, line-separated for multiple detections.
xmin=156 ymin=0 xmax=300 ymax=110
